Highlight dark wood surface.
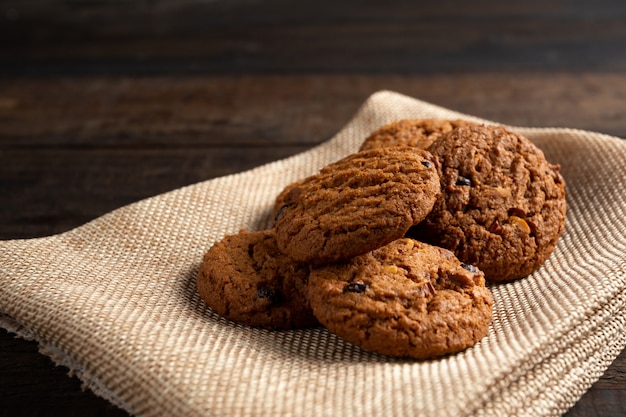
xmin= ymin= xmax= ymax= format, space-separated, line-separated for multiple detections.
xmin=2 ymin=1 xmax=626 ymax=416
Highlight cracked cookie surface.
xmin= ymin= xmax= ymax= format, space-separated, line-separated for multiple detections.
xmin=307 ymin=238 xmax=493 ymax=359
xmin=197 ymin=229 xmax=318 ymax=329
xmin=409 ymin=124 xmax=567 ymax=282
xmin=359 ymin=118 xmax=477 ymax=151
xmin=273 ymin=146 xmax=441 ymax=264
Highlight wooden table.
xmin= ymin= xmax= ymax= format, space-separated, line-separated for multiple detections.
xmin=1 ymin=1 xmax=626 ymax=415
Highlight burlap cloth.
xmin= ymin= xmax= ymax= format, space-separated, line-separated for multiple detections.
xmin=2 ymin=91 xmax=626 ymax=417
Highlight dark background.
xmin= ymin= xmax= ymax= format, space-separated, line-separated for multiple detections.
xmin=1 ymin=1 xmax=626 ymax=416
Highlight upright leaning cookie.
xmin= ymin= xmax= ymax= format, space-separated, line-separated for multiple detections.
xmin=273 ymin=146 xmax=441 ymax=264
xmin=359 ymin=118 xmax=477 ymax=151
xmin=197 ymin=229 xmax=318 ymax=329
xmin=307 ymin=238 xmax=493 ymax=359
xmin=409 ymin=124 xmax=567 ymax=282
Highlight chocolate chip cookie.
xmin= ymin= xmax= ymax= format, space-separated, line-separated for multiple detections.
xmin=359 ymin=118 xmax=476 ymax=151
xmin=307 ymin=238 xmax=493 ymax=359
xmin=196 ymin=229 xmax=318 ymax=329
xmin=273 ymin=146 xmax=441 ymax=264
xmin=409 ymin=124 xmax=567 ymax=282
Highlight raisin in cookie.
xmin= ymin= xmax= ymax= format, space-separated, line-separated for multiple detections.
xmin=409 ymin=124 xmax=567 ymax=282
xmin=197 ymin=229 xmax=318 ymax=329
xmin=359 ymin=118 xmax=476 ymax=151
xmin=307 ymin=238 xmax=493 ymax=359
xmin=273 ymin=147 xmax=441 ymax=264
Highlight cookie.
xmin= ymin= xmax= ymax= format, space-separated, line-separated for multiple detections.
xmin=273 ymin=178 xmax=305 ymax=216
xmin=273 ymin=146 xmax=441 ymax=264
xmin=359 ymin=118 xmax=476 ymax=151
xmin=307 ymin=238 xmax=493 ymax=359
xmin=196 ymin=229 xmax=318 ymax=329
xmin=409 ymin=124 xmax=567 ymax=282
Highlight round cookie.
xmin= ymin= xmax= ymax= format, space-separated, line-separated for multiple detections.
xmin=359 ymin=118 xmax=477 ymax=151
xmin=307 ymin=238 xmax=493 ymax=359
xmin=273 ymin=146 xmax=441 ymax=264
xmin=197 ymin=229 xmax=318 ymax=330
xmin=409 ymin=124 xmax=567 ymax=282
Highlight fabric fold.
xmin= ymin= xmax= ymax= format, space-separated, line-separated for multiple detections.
xmin=1 ymin=90 xmax=625 ymax=417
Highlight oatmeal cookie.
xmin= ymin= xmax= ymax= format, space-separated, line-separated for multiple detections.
xmin=273 ymin=147 xmax=441 ymax=264
xmin=409 ymin=124 xmax=567 ymax=282
xmin=307 ymin=238 xmax=493 ymax=359
xmin=197 ymin=229 xmax=318 ymax=329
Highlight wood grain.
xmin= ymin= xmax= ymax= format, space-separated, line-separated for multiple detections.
xmin=1 ymin=0 xmax=626 ymax=416
xmin=2 ymin=74 xmax=626 ymax=149
xmin=2 ymin=0 xmax=626 ymax=75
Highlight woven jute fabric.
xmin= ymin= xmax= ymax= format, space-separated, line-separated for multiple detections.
xmin=2 ymin=91 xmax=626 ymax=417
